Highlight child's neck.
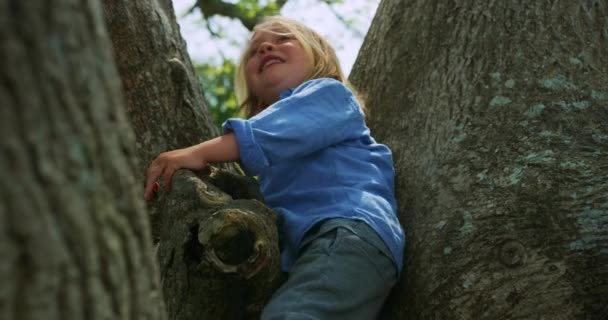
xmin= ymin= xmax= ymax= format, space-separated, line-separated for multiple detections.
xmin=259 ymin=89 xmax=282 ymax=106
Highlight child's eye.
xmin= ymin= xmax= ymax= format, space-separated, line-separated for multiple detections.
xmin=277 ymin=35 xmax=293 ymax=42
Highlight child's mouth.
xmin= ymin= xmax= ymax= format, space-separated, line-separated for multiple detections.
xmin=259 ymin=56 xmax=283 ymax=72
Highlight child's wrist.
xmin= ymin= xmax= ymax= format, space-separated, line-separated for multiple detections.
xmin=193 ymin=143 xmax=208 ymax=163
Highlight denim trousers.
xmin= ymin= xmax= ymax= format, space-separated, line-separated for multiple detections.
xmin=261 ymin=218 xmax=398 ymax=320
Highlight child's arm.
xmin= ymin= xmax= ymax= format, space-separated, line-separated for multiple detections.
xmin=144 ymin=133 xmax=239 ymax=201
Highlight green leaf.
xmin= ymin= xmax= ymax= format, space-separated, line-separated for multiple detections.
xmin=195 ymin=59 xmax=242 ymax=130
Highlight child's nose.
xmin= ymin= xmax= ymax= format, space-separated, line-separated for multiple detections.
xmin=258 ymin=42 xmax=274 ymax=54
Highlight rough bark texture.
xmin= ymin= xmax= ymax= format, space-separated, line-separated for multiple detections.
xmin=0 ymin=1 xmax=165 ymax=319
xmin=155 ymin=170 xmax=282 ymax=320
xmin=101 ymin=0 xmax=225 ymax=244
xmin=102 ymin=0 xmax=219 ymax=175
xmin=351 ymin=0 xmax=608 ymax=319
xmin=101 ymin=1 xmax=284 ymax=318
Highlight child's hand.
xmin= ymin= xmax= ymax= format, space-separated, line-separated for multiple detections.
xmin=144 ymin=145 xmax=207 ymax=201
xmin=144 ymin=134 xmax=239 ymax=201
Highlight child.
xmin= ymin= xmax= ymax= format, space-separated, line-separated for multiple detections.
xmin=144 ymin=16 xmax=405 ymax=320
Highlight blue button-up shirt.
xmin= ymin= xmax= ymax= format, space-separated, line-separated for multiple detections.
xmin=223 ymin=78 xmax=404 ymax=272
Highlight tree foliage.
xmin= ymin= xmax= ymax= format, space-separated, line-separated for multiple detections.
xmin=192 ymin=0 xmax=287 ymax=31
xmin=196 ymin=59 xmax=240 ymax=129
xmin=191 ymin=0 xmax=345 ymax=30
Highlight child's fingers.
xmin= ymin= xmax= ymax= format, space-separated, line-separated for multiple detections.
xmin=144 ymin=175 xmax=158 ymax=199
xmin=144 ymin=180 xmax=158 ymax=201
xmin=144 ymin=182 xmax=160 ymax=201
xmin=144 ymin=161 xmax=163 ymax=201
xmin=163 ymin=167 xmax=176 ymax=193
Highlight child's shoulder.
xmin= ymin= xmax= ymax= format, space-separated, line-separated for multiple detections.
xmin=292 ymin=77 xmax=350 ymax=97
xmin=297 ymin=77 xmax=343 ymax=90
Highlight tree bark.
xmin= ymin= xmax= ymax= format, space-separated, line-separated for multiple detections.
xmin=102 ymin=0 xmax=224 ymax=244
xmin=0 ymin=0 xmax=165 ymax=319
xmin=101 ymin=1 xmax=283 ymax=319
xmin=102 ymin=0 xmax=219 ymax=175
xmin=350 ymin=0 xmax=608 ymax=319
xmin=155 ymin=170 xmax=282 ymax=320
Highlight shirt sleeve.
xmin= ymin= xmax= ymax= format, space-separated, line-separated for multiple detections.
xmin=223 ymin=78 xmax=367 ymax=176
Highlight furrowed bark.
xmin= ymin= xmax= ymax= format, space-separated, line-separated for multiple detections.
xmin=101 ymin=1 xmax=283 ymax=318
xmin=0 ymin=0 xmax=165 ymax=319
xmin=351 ymin=0 xmax=608 ymax=318
xmin=101 ymin=0 xmax=220 ymax=177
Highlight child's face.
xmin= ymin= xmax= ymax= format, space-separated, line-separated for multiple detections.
xmin=245 ymin=28 xmax=313 ymax=107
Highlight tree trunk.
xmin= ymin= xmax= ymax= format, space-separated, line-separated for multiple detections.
xmin=350 ymin=0 xmax=608 ymax=319
xmin=0 ymin=1 xmax=165 ymax=319
xmin=102 ymin=0 xmax=219 ymax=174
xmin=101 ymin=1 xmax=283 ymax=319
xmin=101 ymin=0 xmax=223 ymax=243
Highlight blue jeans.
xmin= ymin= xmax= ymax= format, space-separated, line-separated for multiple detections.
xmin=261 ymin=219 xmax=398 ymax=320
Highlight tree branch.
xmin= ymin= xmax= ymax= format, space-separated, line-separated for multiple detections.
xmin=196 ymin=0 xmax=257 ymax=30
xmin=195 ymin=0 xmax=288 ymax=31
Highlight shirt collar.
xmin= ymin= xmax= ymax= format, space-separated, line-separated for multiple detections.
xmin=279 ymin=88 xmax=294 ymax=100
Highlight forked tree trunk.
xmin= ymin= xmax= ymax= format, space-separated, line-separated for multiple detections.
xmin=350 ymin=0 xmax=608 ymax=318
xmin=0 ymin=1 xmax=165 ymax=319
xmin=101 ymin=1 xmax=283 ymax=319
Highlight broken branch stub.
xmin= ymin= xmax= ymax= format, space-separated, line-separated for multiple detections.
xmin=199 ymin=207 xmax=274 ymax=279
xmin=155 ymin=169 xmax=283 ymax=319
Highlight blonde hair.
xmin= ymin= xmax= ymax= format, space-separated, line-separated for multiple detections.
xmin=235 ymin=16 xmax=360 ymax=118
